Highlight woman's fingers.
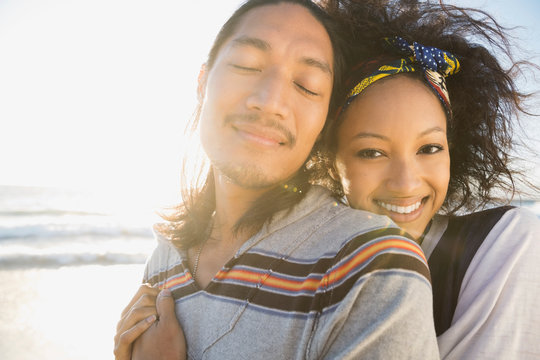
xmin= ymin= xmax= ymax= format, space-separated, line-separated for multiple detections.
xmin=114 ymin=283 xmax=161 ymax=359
xmin=120 ymin=284 xmax=159 ymax=318
xmin=117 ymin=286 xmax=159 ymax=333
xmin=114 ymin=314 xmax=157 ymax=360
xmin=116 ymin=304 xmax=157 ymax=334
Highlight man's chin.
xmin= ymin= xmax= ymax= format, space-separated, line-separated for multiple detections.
xmin=214 ymin=162 xmax=280 ymax=190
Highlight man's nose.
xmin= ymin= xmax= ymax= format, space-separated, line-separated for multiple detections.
xmin=245 ymin=68 xmax=291 ymax=119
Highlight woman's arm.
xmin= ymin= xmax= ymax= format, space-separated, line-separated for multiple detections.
xmin=438 ymin=208 xmax=540 ymax=359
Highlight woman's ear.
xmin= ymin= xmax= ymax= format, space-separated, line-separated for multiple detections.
xmin=328 ymin=160 xmax=340 ymax=182
xmin=197 ymin=63 xmax=208 ymax=103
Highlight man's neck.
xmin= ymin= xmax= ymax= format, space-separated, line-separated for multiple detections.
xmin=212 ymin=170 xmax=272 ymax=248
xmin=189 ymin=170 xmax=273 ymax=289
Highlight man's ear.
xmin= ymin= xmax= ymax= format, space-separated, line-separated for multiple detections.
xmin=198 ymin=63 xmax=208 ymax=103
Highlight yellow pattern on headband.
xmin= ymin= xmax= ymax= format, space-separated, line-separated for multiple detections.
xmin=347 ymin=59 xmax=417 ymax=98
xmin=342 ymin=36 xmax=460 ymax=117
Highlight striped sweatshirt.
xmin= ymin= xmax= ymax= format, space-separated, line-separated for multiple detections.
xmin=143 ymin=186 xmax=439 ymax=360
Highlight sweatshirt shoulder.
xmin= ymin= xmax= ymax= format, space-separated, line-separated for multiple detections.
xmin=142 ymin=227 xmax=184 ymax=285
xmin=303 ymin=200 xmax=432 ymax=285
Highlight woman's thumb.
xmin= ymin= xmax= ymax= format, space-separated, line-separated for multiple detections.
xmin=156 ymin=289 xmax=176 ymax=324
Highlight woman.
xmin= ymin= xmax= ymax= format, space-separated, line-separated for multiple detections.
xmin=322 ymin=1 xmax=540 ymax=359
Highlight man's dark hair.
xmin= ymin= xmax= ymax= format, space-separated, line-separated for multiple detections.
xmin=156 ymin=0 xmax=349 ymax=250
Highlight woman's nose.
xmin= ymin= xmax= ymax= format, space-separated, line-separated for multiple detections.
xmin=385 ymin=158 xmax=422 ymax=194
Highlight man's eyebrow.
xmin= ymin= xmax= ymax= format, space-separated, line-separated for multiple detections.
xmin=231 ymin=36 xmax=332 ymax=77
xmin=301 ymin=56 xmax=333 ymax=77
xmin=231 ymin=36 xmax=270 ymax=51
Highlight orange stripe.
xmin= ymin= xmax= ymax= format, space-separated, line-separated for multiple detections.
xmin=212 ymin=238 xmax=425 ymax=292
xmin=216 ymin=268 xmax=322 ymax=292
xmin=163 ymin=273 xmax=192 ymax=289
xmin=325 ymin=238 xmax=426 ymax=286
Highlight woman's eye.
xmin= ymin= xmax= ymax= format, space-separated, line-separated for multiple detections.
xmin=418 ymin=144 xmax=443 ymax=154
xmin=294 ymin=82 xmax=319 ymax=96
xmin=355 ymin=149 xmax=384 ymax=159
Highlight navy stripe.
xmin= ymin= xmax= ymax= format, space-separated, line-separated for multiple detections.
xmin=148 ymin=227 xmax=409 ymax=285
xmin=200 ymin=252 xmax=429 ymax=314
xmin=326 ymin=252 xmax=430 ymax=311
xmin=150 ymin=227 xmax=428 ymax=315
xmin=145 ymin=262 xmax=185 ymax=286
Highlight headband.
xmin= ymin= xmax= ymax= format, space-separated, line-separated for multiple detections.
xmin=340 ymin=36 xmax=460 ymax=117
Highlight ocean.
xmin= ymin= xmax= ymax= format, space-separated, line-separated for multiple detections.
xmin=0 ymin=185 xmax=167 ymax=360
xmin=0 ymin=185 xmax=158 ymax=270
xmin=0 ymin=185 xmax=538 ymax=360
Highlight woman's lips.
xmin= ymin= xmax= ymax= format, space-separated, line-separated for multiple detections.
xmin=376 ymin=200 xmax=422 ymax=214
xmin=375 ymin=197 xmax=427 ymax=223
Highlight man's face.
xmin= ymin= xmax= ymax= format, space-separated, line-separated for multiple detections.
xmin=199 ymin=3 xmax=334 ymax=189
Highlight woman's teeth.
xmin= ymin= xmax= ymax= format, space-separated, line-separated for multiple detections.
xmin=377 ymin=200 xmax=422 ymax=214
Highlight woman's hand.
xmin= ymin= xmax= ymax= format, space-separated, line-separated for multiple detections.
xmin=132 ymin=289 xmax=187 ymax=360
xmin=114 ymin=284 xmax=159 ymax=360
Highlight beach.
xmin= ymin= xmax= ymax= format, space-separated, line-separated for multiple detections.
xmin=0 ymin=185 xmax=159 ymax=360
xmin=0 ymin=264 xmax=145 ymax=360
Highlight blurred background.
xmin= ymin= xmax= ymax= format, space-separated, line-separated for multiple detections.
xmin=0 ymin=1 xmax=538 ymax=359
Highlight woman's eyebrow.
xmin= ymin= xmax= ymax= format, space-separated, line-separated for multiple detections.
xmin=352 ymin=132 xmax=389 ymax=141
xmin=418 ymin=126 xmax=446 ymax=138
xmin=352 ymin=127 xmax=445 ymax=141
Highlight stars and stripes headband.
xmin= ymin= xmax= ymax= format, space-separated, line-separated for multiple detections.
xmin=339 ymin=36 xmax=460 ymax=117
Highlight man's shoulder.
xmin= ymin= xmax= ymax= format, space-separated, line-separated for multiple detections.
xmin=262 ymin=186 xmax=431 ymax=283
xmin=282 ymin=185 xmax=401 ymax=237
xmin=142 ymin=226 xmax=185 ymax=284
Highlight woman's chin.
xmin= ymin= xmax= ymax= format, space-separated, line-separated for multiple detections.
xmin=392 ymin=221 xmax=427 ymax=242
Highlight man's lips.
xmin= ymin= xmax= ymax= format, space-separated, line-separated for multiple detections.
xmin=224 ymin=113 xmax=296 ymax=148
xmin=233 ymin=123 xmax=289 ymax=146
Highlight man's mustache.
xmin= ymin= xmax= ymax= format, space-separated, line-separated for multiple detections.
xmin=224 ymin=113 xmax=296 ymax=148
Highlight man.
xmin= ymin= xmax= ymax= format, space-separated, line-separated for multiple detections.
xmin=115 ymin=1 xmax=439 ymax=359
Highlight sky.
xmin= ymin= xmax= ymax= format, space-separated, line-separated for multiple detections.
xmin=1 ymin=0 xmax=539 ymax=204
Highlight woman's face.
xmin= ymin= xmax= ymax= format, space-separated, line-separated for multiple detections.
xmin=335 ymin=75 xmax=450 ymax=240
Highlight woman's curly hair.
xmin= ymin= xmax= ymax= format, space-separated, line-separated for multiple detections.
xmin=316 ymin=0 xmax=538 ymax=214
